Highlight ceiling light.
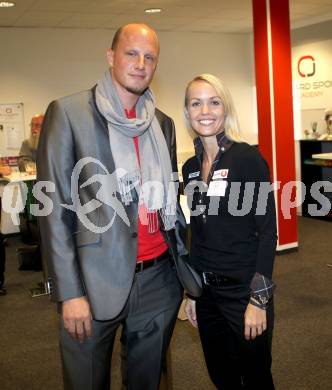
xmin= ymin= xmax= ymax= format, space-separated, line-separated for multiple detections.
xmin=145 ymin=8 xmax=162 ymax=14
xmin=0 ymin=1 xmax=15 ymax=7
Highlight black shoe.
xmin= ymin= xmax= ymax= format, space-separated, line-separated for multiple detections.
xmin=0 ymin=287 xmax=7 ymax=296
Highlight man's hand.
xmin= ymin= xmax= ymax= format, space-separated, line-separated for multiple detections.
xmin=185 ymin=298 xmax=198 ymax=328
xmin=0 ymin=165 xmax=11 ymax=176
xmin=244 ymin=302 xmax=267 ymax=341
xmin=62 ymin=296 xmax=92 ymax=343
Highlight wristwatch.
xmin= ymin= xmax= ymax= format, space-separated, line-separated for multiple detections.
xmin=250 ymin=293 xmax=270 ymax=310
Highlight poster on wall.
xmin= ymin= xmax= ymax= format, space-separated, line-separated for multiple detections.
xmin=292 ymin=40 xmax=332 ymax=138
xmin=292 ymin=41 xmax=332 ymax=110
xmin=0 ymin=103 xmax=25 ymax=152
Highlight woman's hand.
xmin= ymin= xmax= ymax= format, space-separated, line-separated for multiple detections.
xmin=244 ymin=302 xmax=267 ymax=340
xmin=185 ymin=298 xmax=198 ymax=328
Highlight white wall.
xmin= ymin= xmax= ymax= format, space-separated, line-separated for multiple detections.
xmin=291 ymin=21 xmax=332 ymax=140
xmin=291 ymin=21 xmax=332 ymax=214
xmin=155 ymin=31 xmax=258 ymax=156
xmin=292 ymin=37 xmax=332 ymax=140
xmin=0 ymin=28 xmax=257 ymax=158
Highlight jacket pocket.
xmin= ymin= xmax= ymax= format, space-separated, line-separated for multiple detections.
xmin=73 ymin=230 xmax=101 ymax=248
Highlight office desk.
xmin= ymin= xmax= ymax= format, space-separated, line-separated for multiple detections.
xmin=0 ymin=174 xmax=36 ymax=234
xmin=300 ymin=140 xmax=332 ymax=221
xmin=312 ymin=152 xmax=332 ymax=160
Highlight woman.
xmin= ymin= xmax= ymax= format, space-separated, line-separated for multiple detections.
xmin=182 ymin=74 xmax=277 ymax=389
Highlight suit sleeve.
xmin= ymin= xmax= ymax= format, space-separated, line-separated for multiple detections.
xmin=168 ymin=117 xmax=177 ymax=174
xmin=37 ymin=100 xmax=85 ymax=302
xmin=164 ymin=116 xmax=189 ymax=256
xmin=156 ymin=109 xmax=189 ymax=257
xmin=155 ymin=108 xmax=177 ymax=173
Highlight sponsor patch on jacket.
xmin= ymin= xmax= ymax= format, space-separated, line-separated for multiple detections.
xmin=212 ymin=169 xmax=229 ymax=179
xmin=188 ymin=171 xmax=200 ymax=179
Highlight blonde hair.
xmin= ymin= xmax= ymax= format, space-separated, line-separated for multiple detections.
xmin=184 ymin=73 xmax=241 ymax=142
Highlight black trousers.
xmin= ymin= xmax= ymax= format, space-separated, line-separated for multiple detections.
xmin=196 ymin=284 xmax=274 ymax=390
xmin=59 ymin=258 xmax=183 ymax=390
xmin=0 ymin=233 xmax=5 ymax=288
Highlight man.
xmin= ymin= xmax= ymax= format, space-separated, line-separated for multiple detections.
xmin=325 ymin=108 xmax=332 ymax=139
xmin=37 ymin=23 xmax=186 ymax=390
xmin=19 ymin=114 xmax=44 ymax=171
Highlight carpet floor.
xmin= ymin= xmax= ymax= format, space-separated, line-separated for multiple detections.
xmin=0 ymin=216 xmax=331 ymax=389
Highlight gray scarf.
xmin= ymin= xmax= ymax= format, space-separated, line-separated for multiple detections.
xmin=95 ymin=70 xmax=176 ymax=232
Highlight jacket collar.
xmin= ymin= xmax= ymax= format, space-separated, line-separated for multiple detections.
xmin=89 ymin=85 xmax=108 ymax=129
xmin=194 ymin=132 xmax=233 ymax=159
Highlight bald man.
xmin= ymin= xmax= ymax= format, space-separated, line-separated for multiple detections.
xmin=37 ymin=24 xmax=186 ymax=390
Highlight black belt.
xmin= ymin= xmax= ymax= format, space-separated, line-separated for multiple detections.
xmin=135 ymin=251 xmax=169 ymax=273
xmin=201 ymin=271 xmax=237 ymax=288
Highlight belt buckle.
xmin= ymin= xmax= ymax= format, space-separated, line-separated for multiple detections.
xmin=202 ymin=272 xmax=225 ymax=288
xmin=202 ymin=271 xmax=212 ymax=286
xmin=136 ymin=261 xmax=143 ymax=273
xmin=202 ymin=272 xmax=207 ymax=285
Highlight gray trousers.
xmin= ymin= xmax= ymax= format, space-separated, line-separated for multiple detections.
xmin=59 ymin=259 xmax=183 ymax=390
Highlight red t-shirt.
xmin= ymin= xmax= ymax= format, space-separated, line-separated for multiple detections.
xmin=125 ymin=108 xmax=168 ymax=261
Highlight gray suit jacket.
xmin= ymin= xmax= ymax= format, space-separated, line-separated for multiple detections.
xmin=37 ymin=87 xmax=187 ymax=320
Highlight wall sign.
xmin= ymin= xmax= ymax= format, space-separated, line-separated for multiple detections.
xmin=292 ymin=41 xmax=332 ymax=109
xmin=0 ymin=103 xmax=25 ymax=154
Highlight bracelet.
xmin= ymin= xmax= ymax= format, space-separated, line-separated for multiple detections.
xmin=249 ymin=297 xmax=268 ymax=310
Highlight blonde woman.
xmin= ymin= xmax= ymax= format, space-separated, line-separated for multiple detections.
xmin=182 ymin=74 xmax=277 ymax=389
